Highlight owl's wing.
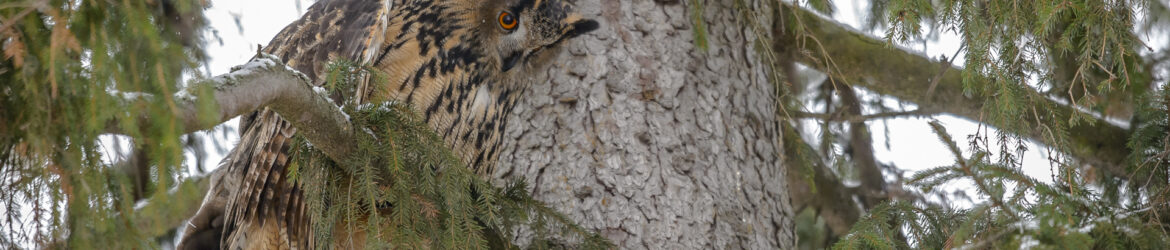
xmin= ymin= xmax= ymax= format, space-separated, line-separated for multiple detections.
xmin=239 ymin=0 xmax=393 ymax=133
xmin=263 ymin=0 xmax=392 ymax=82
xmin=178 ymin=1 xmax=393 ymax=249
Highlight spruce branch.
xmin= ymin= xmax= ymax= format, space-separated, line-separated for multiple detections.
xmin=928 ymin=121 xmax=1020 ymax=221
xmin=777 ymin=3 xmax=1132 ymax=177
xmin=104 ymin=50 xmax=367 ymax=172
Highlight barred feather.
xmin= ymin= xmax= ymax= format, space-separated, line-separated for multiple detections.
xmin=180 ymin=1 xmax=391 ymax=249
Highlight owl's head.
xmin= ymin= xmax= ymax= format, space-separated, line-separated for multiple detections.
xmin=476 ymin=0 xmax=599 ymax=73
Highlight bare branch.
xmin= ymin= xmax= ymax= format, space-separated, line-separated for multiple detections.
xmin=794 ymin=109 xmax=937 ymax=123
xmin=105 ymin=52 xmax=364 ymax=170
xmin=925 ymin=45 xmax=964 ymax=99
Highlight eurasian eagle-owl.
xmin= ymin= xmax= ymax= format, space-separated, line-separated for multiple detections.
xmin=177 ymin=0 xmax=598 ymax=248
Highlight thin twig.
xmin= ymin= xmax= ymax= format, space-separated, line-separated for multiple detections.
xmin=0 ymin=2 xmax=42 ymax=35
xmin=794 ymin=109 xmax=937 ymax=123
xmin=926 ymin=44 xmax=965 ymax=99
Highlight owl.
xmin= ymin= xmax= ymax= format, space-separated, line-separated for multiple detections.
xmin=176 ymin=0 xmax=598 ymax=249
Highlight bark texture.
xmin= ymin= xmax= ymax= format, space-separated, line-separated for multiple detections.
xmin=493 ymin=0 xmax=795 ymax=248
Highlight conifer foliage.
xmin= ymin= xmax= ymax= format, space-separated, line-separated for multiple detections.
xmin=835 ymin=118 xmax=1170 ymax=249
xmin=2 ymin=0 xmax=212 ymax=248
xmin=775 ymin=0 xmax=1170 ymax=249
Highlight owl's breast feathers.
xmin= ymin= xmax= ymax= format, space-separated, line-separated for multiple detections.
xmin=181 ymin=1 xmax=394 ymax=249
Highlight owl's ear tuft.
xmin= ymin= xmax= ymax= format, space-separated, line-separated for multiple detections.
xmin=566 ymin=19 xmax=600 ymax=38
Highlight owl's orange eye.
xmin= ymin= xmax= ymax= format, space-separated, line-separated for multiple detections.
xmin=498 ymin=11 xmax=518 ymax=30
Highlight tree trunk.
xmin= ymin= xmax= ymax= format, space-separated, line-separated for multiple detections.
xmin=493 ymin=0 xmax=795 ymax=248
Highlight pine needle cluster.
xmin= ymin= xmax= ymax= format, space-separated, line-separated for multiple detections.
xmin=781 ymin=0 xmax=1170 ymax=248
xmin=2 ymin=0 xmax=212 ymax=248
xmin=1128 ymin=83 xmax=1170 ymax=200
xmin=871 ymin=0 xmax=1152 ymax=161
xmin=834 ymin=114 xmax=1170 ymax=249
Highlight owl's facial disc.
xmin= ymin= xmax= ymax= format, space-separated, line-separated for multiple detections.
xmin=495 ymin=0 xmax=599 ymax=73
xmin=500 ymin=17 xmax=598 ymax=72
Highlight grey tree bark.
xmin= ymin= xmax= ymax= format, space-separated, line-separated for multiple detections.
xmin=493 ymin=0 xmax=795 ymax=248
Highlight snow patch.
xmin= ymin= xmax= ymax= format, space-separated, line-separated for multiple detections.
xmin=134 ymin=199 xmax=150 ymax=211
xmin=219 ymin=54 xmax=283 ymax=87
xmin=358 ymin=102 xmax=397 ymax=113
xmin=107 ymin=88 xmax=153 ymax=101
xmin=1018 ymin=235 xmax=1040 ymax=249
xmin=174 ymin=88 xmax=197 ymax=103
